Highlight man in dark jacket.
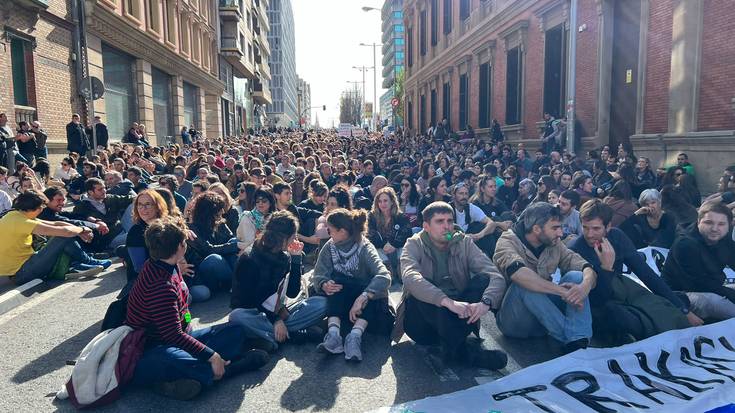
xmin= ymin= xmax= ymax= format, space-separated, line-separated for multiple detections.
xmin=73 ymin=178 xmax=134 ymax=250
xmin=353 ymin=175 xmax=388 ymax=210
xmin=663 ymin=202 xmax=735 ymax=321
xmin=569 ymin=199 xmax=698 ymax=342
xmin=40 ymin=186 xmax=112 ymax=253
xmin=88 ymin=116 xmax=109 ymax=148
xmin=66 ymin=113 xmax=89 ymax=155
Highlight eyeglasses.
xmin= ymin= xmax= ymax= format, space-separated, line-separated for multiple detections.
xmin=255 ymin=198 xmax=269 ymax=204
xmin=675 ymin=173 xmax=683 ymax=177
xmin=138 ymin=202 xmax=156 ymax=209
xmin=401 ymin=183 xmax=410 ymax=187
xmin=503 ymin=176 xmax=514 ymax=180
xmin=61 ymin=163 xmax=68 ymax=166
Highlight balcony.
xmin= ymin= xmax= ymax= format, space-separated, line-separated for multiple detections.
xmin=221 ymin=37 xmax=256 ymax=79
xmin=252 ymin=80 xmax=272 ymax=105
xmin=16 ymin=0 xmax=48 ymax=9
xmin=219 ymin=0 xmax=242 ymax=21
xmin=256 ymin=61 xmax=271 ymax=81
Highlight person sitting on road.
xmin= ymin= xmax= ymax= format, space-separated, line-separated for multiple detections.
xmin=619 ymin=188 xmax=677 ymax=249
xmin=39 ymin=187 xmax=112 ymax=254
xmin=493 ymin=202 xmax=597 ymax=354
xmin=559 ymin=190 xmax=583 ymax=244
xmin=663 ymin=201 xmax=735 ymax=321
xmin=569 ymin=199 xmax=698 ymax=343
xmin=185 ymin=192 xmax=241 ymax=302
xmin=126 ymin=217 xmax=268 ymax=400
xmin=229 ymin=211 xmax=328 ymax=352
xmin=393 ymin=201 xmax=508 ymax=371
xmin=312 ymin=208 xmax=392 ymax=362
xmin=451 ymin=182 xmax=505 ymax=258
xmin=367 ymin=187 xmax=412 ymax=279
xmin=237 ymin=186 xmax=276 ymax=254
xmin=0 ymin=190 xmax=111 ymax=284
xmin=353 ymin=175 xmax=388 ymax=211
xmin=72 ymin=177 xmax=134 ymax=251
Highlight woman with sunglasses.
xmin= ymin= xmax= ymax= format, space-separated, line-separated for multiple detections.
xmin=398 ymin=176 xmax=421 ymax=229
xmin=237 ymin=187 xmax=277 ymax=254
xmin=53 ymin=157 xmax=80 ymax=186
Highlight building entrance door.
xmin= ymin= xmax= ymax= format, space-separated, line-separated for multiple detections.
xmin=608 ymin=0 xmax=641 ymax=150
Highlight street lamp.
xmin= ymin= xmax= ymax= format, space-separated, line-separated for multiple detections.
xmin=361 ymin=6 xmax=379 ymax=12
xmin=359 ymin=43 xmax=381 ymax=131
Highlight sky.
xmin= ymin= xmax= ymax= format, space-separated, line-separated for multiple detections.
xmin=292 ymin=0 xmax=387 ymax=128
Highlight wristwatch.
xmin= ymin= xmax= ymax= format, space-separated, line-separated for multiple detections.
xmin=481 ymin=296 xmax=493 ymax=308
xmin=360 ymin=292 xmax=369 ymax=300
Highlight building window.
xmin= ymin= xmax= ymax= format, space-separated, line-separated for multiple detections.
xmin=393 ymin=11 xmax=402 ymax=19
xmin=183 ymin=81 xmax=200 ymax=128
xmin=395 ymin=24 xmax=404 ymax=32
xmin=10 ymin=37 xmax=33 ymax=107
xmin=419 ymin=94 xmax=426 ymax=132
xmin=163 ymin=0 xmax=177 ymax=45
xmin=407 ymin=26 xmax=413 ymax=67
xmin=192 ymin=26 xmax=201 ymax=63
xmin=407 ymin=100 xmax=413 ymax=130
xmin=202 ymin=34 xmax=210 ymax=69
xmin=506 ymin=46 xmax=523 ymax=125
xmin=395 ymin=51 xmax=404 ymax=60
xmin=543 ymin=25 xmax=567 ymax=119
xmin=443 ymin=0 xmax=452 ymax=35
xmin=419 ymin=10 xmax=427 ymax=56
xmin=460 ymin=0 xmax=470 ymax=21
xmin=459 ymin=73 xmax=468 ymax=130
xmin=124 ymin=0 xmax=141 ymax=20
xmin=442 ymin=81 xmax=450 ymax=122
xmin=430 ymin=0 xmax=438 ymax=47
xmin=102 ymin=44 xmax=137 ymax=140
xmin=395 ymin=38 xmax=404 ymax=46
xmin=478 ymin=62 xmax=491 ymax=128
xmin=180 ymin=15 xmax=190 ymax=55
xmin=146 ymin=0 xmax=161 ymax=33
xmin=430 ymin=88 xmax=437 ymax=126
xmin=152 ymin=67 xmax=173 ymax=140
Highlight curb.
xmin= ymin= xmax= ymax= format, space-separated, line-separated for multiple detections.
xmin=0 ymin=278 xmax=44 ymax=316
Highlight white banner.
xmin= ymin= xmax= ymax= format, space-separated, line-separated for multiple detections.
xmin=338 ymin=123 xmax=353 ymax=137
xmin=376 ymin=320 xmax=735 ymax=413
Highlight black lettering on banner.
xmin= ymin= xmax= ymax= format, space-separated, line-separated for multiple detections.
xmin=680 ymin=348 xmax=735 ymax=382
xmin=607 ymin=359 xmax=692 ymax=404
xmin=717 ymin=337 xmax=735 ymax=353
xmin=694 ymin=336 xmax=735 ymax=363
xmin=635 ymin=351 xmax=723 ymax=393
xmin=492 ymin=385 xmax=557 ymax=413
xmin=551 ymin=371 xmax=649 ymax=413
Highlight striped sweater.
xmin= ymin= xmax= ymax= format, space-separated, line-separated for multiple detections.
xmin=125 ymin=259 xmax=214 ymax=361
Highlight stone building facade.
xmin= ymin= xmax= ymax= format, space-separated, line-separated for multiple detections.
xmin=402 ymin=0 xmax=735 ymax=192
xmin=1 ymin=0 xmax=224 ymax=156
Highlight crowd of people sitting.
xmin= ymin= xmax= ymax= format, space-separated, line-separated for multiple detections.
xmin=1 ymin=112 xmax=734 ymax=402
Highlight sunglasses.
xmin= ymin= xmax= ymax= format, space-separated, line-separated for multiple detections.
xmin=503 ymin=176 xmax=513 ymax=180
xmin=401 ymin=183 xmax=410 ymax=187
xmin=255 ymin=198 xmax=269 ymax=204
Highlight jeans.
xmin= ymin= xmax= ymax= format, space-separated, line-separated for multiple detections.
xmin=497 ymin=271 xmax=592 ymax=344
xmin=132 ymin=323 xmax=247 ymax=388
xmin=191 ymin=252 xmax=238 ymax=302
xmin=228 ymin=296 xmax=328 ymax=351
xmin=404 ymin=274 xmax=489 ymax=357
xmin=686 ymin=291 xmax=735 ymax=321
xmin=377 ymin=248 xmax=402 ymax=273
xmin=121 ymin=203 xmax=134 ymax=232
xmin=14 ymin=237 xmax=91 ymax=284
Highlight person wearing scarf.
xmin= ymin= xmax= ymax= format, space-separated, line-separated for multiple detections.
xmin=312 ymin=209 xmax=392 ymax=362
xmin=237 ymin=187 xmax=276 ymax=254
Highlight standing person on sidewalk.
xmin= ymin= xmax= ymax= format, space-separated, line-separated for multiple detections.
xmin=66 ymin=114 xmax=89 ymax=156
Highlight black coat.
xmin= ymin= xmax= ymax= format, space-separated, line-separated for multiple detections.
xmin=66 ymin=122 xmax=89 ymax=154
xmin=663 ymin=224 xmax=735 ymax=303
xmin=185 ymin=222 xmax=239 ymax=266
xmin=367 ymin=212 xmax=412 ymax=250
xmin=231 ymin=246 xmax=302 ymax=321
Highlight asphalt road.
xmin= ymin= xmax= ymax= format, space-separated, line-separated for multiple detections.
xmin=0 ymin=265 xmax=559 ymax=412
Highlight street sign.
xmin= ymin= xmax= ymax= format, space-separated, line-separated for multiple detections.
xmin=80 ymin=76 xmax=105 ymax=101
xmin=391 ymin=97 xmax=400 ymax=107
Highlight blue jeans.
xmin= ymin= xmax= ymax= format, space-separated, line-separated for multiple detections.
xmin=121 ymin=203 xmax=134 ymax=232
xmin=132 ymin=323 xmax=247 ymax=388
xmin=497 ymin=271 xmax=592 ymax=344
xmin=14 ymin=237 xmax=91 ymax=284
xmin=228 ymin=296 xmax=328 ymax=351
xmin=191 ymin=252 xmax=237 ymax=302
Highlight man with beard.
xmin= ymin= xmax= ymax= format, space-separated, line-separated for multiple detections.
xmin=493 ymin=202 xmax=596 ymax=353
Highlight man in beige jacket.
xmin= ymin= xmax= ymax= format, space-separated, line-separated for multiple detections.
xmin=394 ymin=202 xmax=508 ymax=371
xmin=493 ymin=202 xmax=596 ymax=354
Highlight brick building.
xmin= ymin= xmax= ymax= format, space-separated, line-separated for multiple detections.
xmin=403 ymin=0 xmax=735 ymax=192
xmin=1 ymin=0 xmax=224 ymax=158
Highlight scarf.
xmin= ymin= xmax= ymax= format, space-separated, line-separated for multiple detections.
xmin=250 ymin=209 xmax=266 ymax=230
xmin=329 ymin=239 xmax=362 ymax=277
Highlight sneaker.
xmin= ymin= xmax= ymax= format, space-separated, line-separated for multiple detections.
xmin=289 ymin=325 xmax=324 ymax=344
xmin=153 ymin=379 xmax=202 ymax=400
xmin=85 ymin=258 xmax=112 ymax=269
xmin=91 ymin=252 xmax=111 ymax=260
xmin=224 ymin=349 xmax=269 ymax=378
xmin=245 ymin=337 xmax=278 ymax=353
xmin=563 ymin=338 xmax=589 ymax=354
xmin=468 ymin=348 xmax=508 ymax=370
xmin=344 ymin=332 xmax=363 ymax=362
xmin=66 ymin=264 xmax=104 ymax=279
xmin=316 ymin=331 xmax=344 ymax=354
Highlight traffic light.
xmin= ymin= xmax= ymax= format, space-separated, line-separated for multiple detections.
xmin=322 ymin=105 xmax=326 ymax=111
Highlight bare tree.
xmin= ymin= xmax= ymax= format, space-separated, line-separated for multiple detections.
xmin=339 ymin=87 xmax=363 ymax=126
